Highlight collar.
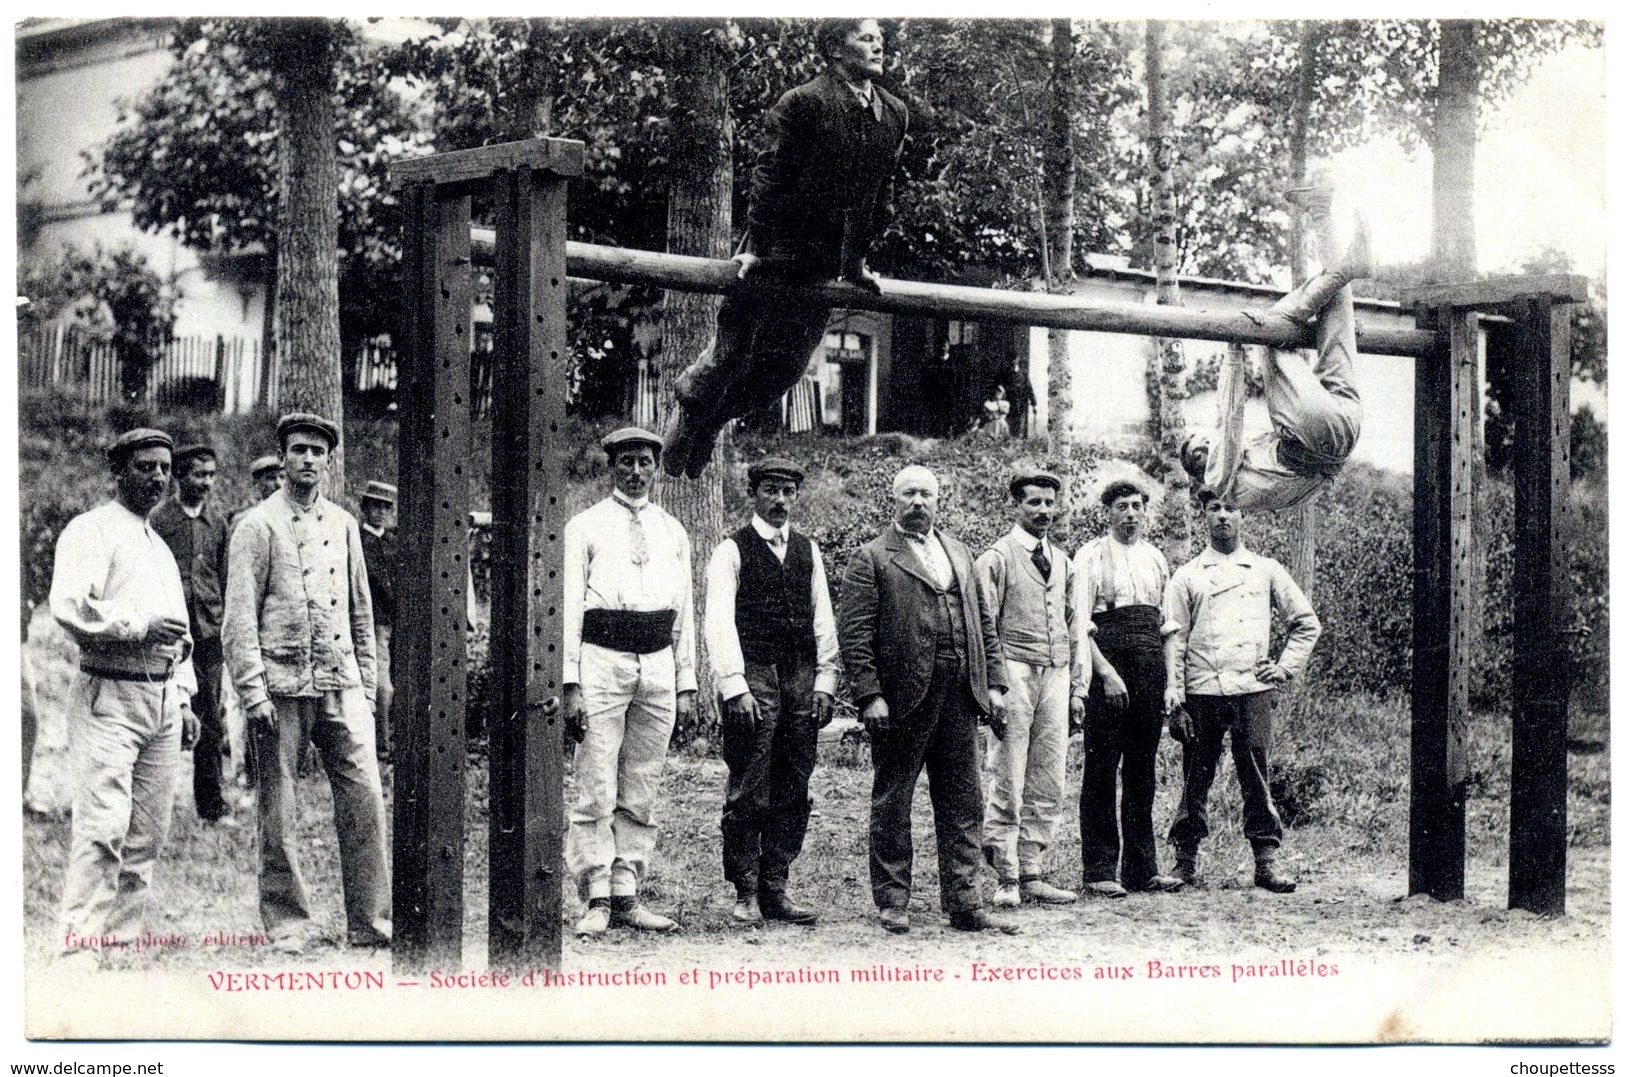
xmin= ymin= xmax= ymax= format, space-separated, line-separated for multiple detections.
xmin=178 ymin=498 xmax=206 ymax=519
xmin=1199 ymin=543 xmax=1254 ymax=567
xmin=1007 ymin=526 xmax=1045 ymax=553
xmin=279 ymin=486 xmax=323 ymax=514
xmin=1107 ymin=533 xmax=1144 ymax=553
xmin=750 ymin=515 xmax=788 ymax=543
xmin=894 ymin=522 xmax=935 ymax=545
xmin=362 ymin=522 xmax=386 ymax=538
xmin=612 ymin=491 xmax=650 ymax=512
xmin=842 ymin=77 xmax=874 ymax=106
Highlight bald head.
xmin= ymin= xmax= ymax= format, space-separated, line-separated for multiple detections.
xmin=892 ymin=465 xmax=940 ymax=534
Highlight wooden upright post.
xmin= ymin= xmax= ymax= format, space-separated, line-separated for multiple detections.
xmin=488 ymin=161 xmax=574 ymax=971
xmin=393 ymin=184 xmax=474 ymax=970
xmin=1509 ymin=295 xmax=1573 ymax=916
xmin=1409 ymin=305 xmax=1474 ymax=900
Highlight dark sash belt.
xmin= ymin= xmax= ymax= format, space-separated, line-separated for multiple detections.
xmin=81 ymin=665 xmax=173 ymax=683
xmin=1277 ymin=436 xmax=1346 ymax=479
xmin=582 ymin=608 xmax=677 ymax=655
xmin=1093 ymin=604 xmax=1162 ymax=655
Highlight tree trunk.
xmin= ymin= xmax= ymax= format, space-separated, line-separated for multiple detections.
xmin=270 ymin=19 xmax=346 ymax=496
xmin=655 ymin=21 xmax=732 ymax=747
xmin=1430 ymin=20 xmax=1486 ymax=677
xmin=1286 ymin=21 xmax=1322 ymax=606
xmin=1043 ymin=18 xmax=1077 ymax=454
xmin=1145 ymin=20 xmax=1190 ymax=549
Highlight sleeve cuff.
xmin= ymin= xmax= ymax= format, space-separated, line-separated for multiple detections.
xmin=716 ymin=673 xmax=749 ymax=701
xmin=677 ymin=672 xmax=698 ymax=694
xmin=813 ymin=672 xmax=838 ymax=697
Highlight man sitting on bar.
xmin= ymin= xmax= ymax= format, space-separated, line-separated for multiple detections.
xmin=661 ymin=17 xmax=909 ymax=478
xmin=1180 ymin=185 xmax=1371 ymax=513
xmin=562 ymin=427 xmax=696 ymax=938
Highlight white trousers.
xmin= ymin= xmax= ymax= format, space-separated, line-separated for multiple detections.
xmin=982 ymin=660 xmax=1070 ymax=882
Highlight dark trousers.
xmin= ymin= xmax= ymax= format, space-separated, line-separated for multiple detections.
xmin=1080 ymin=644 xmax=1166 ymax=887
xmin=191 ymin=637 xmax=228 ymax=820
xmin=678 ymin=289 xmax=832 ymax=429
xmin=869 ymin=657 xmax=984 ymax=915
xmin=720 ymin=656 xmax=819 ymax=898
xmin=1168 ymin=692 xmax=1284 ymax=854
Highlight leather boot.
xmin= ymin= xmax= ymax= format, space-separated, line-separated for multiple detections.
xmin=1253 ymin=849 xmax=1298 ymax=894
xmin=1272 ymin=210 xmax=1372 ymax=326
xmin=1172 ymin=850 xmax=1200 ymax=888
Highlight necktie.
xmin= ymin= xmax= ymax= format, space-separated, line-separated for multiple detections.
xmin=1031 ymin=542 xmax=1052 ymax=581
xmin=622 ymin=501 xmax=649 ymax=566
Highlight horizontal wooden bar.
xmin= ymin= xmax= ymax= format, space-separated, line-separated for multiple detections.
xmin=557 ymin=242 xmax=1435 ymax=357
xmin=390 ymin=137 xmax=586 ymax=190
xmin=1417 ymin=273 xmax=1590 ymax=310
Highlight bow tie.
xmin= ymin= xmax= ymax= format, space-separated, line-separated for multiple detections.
xmin=767 ymin=532 xmax=787 ymax=549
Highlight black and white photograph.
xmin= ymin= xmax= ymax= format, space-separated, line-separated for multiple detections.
xmin=8 ymin=10 xmax=1611 ymax=1060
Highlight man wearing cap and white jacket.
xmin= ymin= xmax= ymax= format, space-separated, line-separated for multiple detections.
xmin=223 ymin=412 xmax=390 ymax=953
xmin=562 ymin=426 xmax=696 ymax=937
xmin=358 ymin=480 xmax=397 ymax=760
xmin=51 ymin=428 xmax=201 ymax=968
xmin=975 ymin=470 xmax=1085 ymax=910
xmin=704 ymin=457 xmax=839 ymax=926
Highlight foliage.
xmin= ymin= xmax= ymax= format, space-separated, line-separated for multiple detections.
xmin=84 ymin=18 xmax=428 ymax=351
xmin=17 ymin=243 xmax=181 ymax=402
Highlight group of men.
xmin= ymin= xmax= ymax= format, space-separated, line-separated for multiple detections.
xmin=50 ymin=413 xmax=399 ymax=968
xmin=564 ymin=425 xmax=1322 ymax=939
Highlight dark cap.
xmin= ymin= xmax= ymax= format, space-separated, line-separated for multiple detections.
xmin=106 ymin=427 xmax=173 ymax=466
xmin=249 ymin=454 xmax=282 ymax=478
xmin=1100 ymin=479 xmax=1147 ymax=507
xmin=362 ymin=480 xmax=398 ymax=506
xmin=1008 ymin=469 xmax=1062 ymax=500
xmin=747 ymin=457 xmax=806 ymax=488
xmin=277 ymin=412 xmax=340 ymax=449
xmin=600 ymin=426 xmax=662 ymax=457
xmin=173 ymin=444 xmax=217 ymax=468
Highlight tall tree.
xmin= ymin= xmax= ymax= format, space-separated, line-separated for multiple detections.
xmin=1042 ymin=18 xmax=1078 ymax=453
xmin=1285 ymin=21 xmax=1323 ymax=607
xmin=654 ymin=20 xmax=734 ymax=740
xmin=1144 ymin=20 xmax=1190 ymax=548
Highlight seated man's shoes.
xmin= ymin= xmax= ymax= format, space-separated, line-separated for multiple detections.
xmin=1020 ymin=878 xmax=1078 ymax=905
xmin=1085 ymin=879 xmax=1129 ymax=899
xmin=575 ymin=902 xmax=611 ymax=938
xmin=760 ymin=894 xmax=818 ymax=925
xmin=731 ymin=894 xmax=764 ymax=925
xmin=949 ymin=908 xmax=1022 ymax=936
xmin=991 ymin=881 xmax=1021 ymax=908
xmin=610 ymin=898 xmax=680 ymax=932
xmin=878 ymin=907 xmax=910 ymax=934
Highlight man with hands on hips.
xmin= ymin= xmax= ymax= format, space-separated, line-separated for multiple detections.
xmin=837 ymin=465 xmax=1019 ymax=936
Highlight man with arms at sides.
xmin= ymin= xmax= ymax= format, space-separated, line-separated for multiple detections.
xmin=1074 ymin=479 xmax=1185 ymax=898
xmin=838 ymin=465 xmax=1018 ymax=936
xmin=358 ymin=480 xmax=398 ymax=762
xmin=704 ymin=457 xmax=840 ymax=926
xmin=223 ymin=413 xmax=389 ymax=954
xmin=974 ymin=470 xmax=1083 ymax=910
xmin=562 ymin=427 xmax=696 ymax=938
xmin=148 ymin=443 xmax=233 ymax=826
xmin=1162 ymin=488 xmax=1321 ymax=893
xmin=662 ymin=18 xmax=909 ymax=477
xmin=50 ymin=428 xmax=199 ymax=970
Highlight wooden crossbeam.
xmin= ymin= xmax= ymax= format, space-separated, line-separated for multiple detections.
xmin=390 ymin=137 xmax=586 ymax=190
xmin=1416 ymin=274 xmax=1589 ymax=310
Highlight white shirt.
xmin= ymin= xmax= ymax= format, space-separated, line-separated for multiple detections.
xmin=1074 ymin=533 xmax=1171 ymax=617
xmin=562 ymin=492 xmax=697 ymax=693
xmin=896 ymin=523 xmax=953 ymax=589
xmin=51 ymin=499 xmax=197 ymax=695
xmin=704 ymin=515 xmax=840 ymax=701
xmin=179 ymin=499 xmax=204 ymax=520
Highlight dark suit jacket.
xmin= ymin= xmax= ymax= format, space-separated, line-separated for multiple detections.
xmin=744 ymin=70 xmax=909 ymax=278
xmin=359 ymin=526 xmax=396 ymax=627
xmin=148 ymin=497 xmax=229 ymax=641
xmin=838 ymin=525 xmax=1007 ymax=722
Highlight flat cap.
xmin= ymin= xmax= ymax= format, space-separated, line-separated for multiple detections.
xmin=600 ymin=426 xmax=662 ymax=456
xmin=747 ymin=457 xmax=805 ymax=487
xmin=277 ymin=412 xmax=340 ymax=449
xmin=1008 ymin=469 xmax=1062 ymax=499
xmin=173 ymin=444 xmax=217 ymax=467
xmin=362 ymin=480 xmax=398 ymax=505
xmin=106 ymin=427 xmax=173 ymax=464
xmin=249 ymin=455 xmax=282 ymax=478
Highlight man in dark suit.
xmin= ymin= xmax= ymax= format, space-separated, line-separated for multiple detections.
xmin=663 ymin=18 xmax=909 ymax=477
xmin=837 ymin=465 xmax=1019 ymax=936
xmin=358 ymin=481 xmax=397 ymax=761
xmin=149 ymin=443 xmax=233 ymax=825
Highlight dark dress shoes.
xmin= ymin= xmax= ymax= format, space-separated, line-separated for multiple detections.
xmin=948 ymin=908 xmax=1022 ymax=935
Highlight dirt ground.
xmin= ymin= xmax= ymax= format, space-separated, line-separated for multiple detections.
xmin=20 ymin=614 xmax=1612 ymax=1043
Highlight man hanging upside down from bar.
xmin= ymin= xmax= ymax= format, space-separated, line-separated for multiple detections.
xmin=1180 ymin=185 xmax=1372 ymax=512
xmin=661 ymin=18 xmax=909 ymax=478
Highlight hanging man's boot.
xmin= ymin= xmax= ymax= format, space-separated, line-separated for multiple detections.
xmin=1271 ymin=208 xmax=1373 ymax=326
xmin=1253 ymin=847 xmax=1298 ymax=894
